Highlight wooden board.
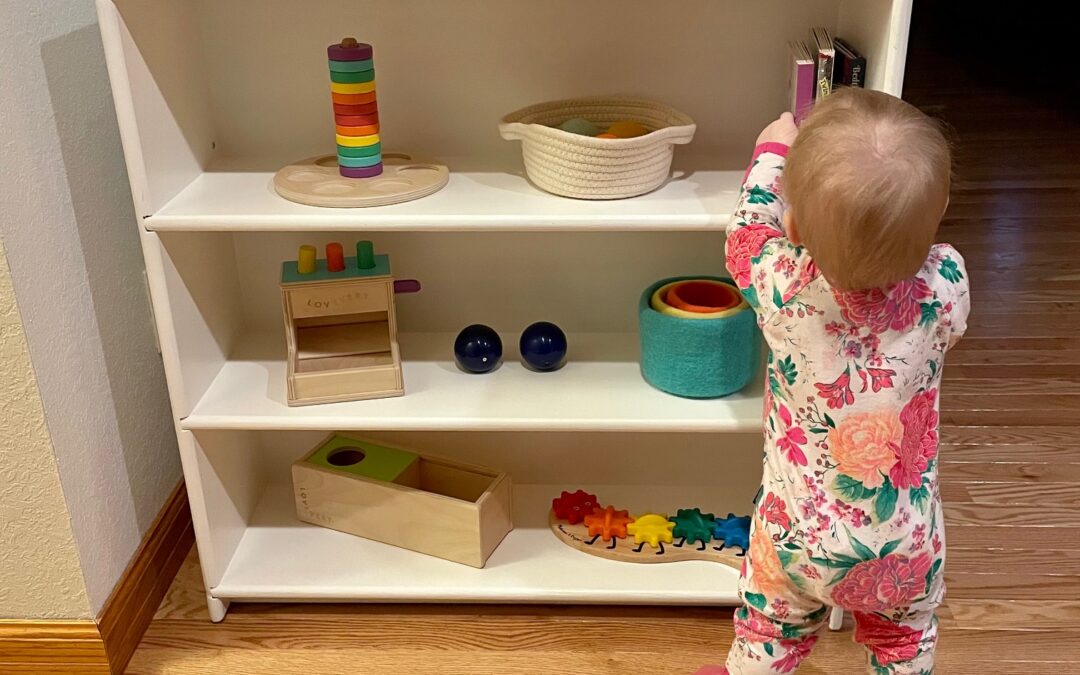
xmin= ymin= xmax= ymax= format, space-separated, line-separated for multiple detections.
xmin=548 ymin=511 xmax=745 ymax=569
xmin=274 ymin=154 xmax=449 ymax=208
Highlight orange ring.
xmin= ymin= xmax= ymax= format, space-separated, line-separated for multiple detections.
xmin=666 ymin=281 xmax=743 ymax=313
xmin=335 ymin=123 xmax=380 ymax=136
xmin=331 ymin=91 xmax=377 ymax=105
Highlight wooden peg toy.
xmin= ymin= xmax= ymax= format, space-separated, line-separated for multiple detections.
xmin=297 ymin=245 xmax=317 ymax=275
xmin=326 ymin=242 xmax=345 ymax=272
xmin=280 ymin=241 xmax=407 ymax=405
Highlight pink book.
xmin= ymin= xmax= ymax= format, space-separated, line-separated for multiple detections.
xmin=789 ymin=41 xmax=815 ymax=125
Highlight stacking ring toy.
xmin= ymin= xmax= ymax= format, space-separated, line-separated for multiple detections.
xmin=650 ymin=281 xmax=747 ymax=320
xmin=330 ymin=80 xmax=377 ymax=95
xmin=328 ymin=58 xmax=375 ymax=72
xmin=336 ymin=133 xmax=381 ymax=147
xmin=337 ymin=142 xmax=382 ymax=157
xmin=333 ymin=101 xmax=379 ymax=115
xmin=332 ymin=91 xmax=378 ymax=105
xmin=330 ymin=69 xmax=376 ymax=84
xmin=336 ymin=123 xmax=380 ymax=136
xmin=667 ymin=280 xmax=744 ymax=313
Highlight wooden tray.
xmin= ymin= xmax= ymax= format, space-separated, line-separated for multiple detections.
xmin=274 ymin=153 xmax=449 ymax=208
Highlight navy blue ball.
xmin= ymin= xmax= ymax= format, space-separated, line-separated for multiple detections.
xmin=519 ymin=321 xmax=567 ymax=372
xmin=453 ymin=324 xmax=503 ymax=374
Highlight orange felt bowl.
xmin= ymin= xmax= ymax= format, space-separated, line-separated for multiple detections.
xmin=336 ymin=123 xmax=380 ymax=136
xmin=331 ymin=91 xmax=377 ymax=105
xmin=666 ymin=280 xmax=742 ymax=313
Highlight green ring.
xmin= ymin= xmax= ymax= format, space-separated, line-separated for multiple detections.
xmin=337 ymin=152 xmax=382 ymax=168
xmin=328 ymin=58 xmax=374 ymax=73
xmin=330 ymin=69 xmax=375 ymax=84
xmin=337 ymin=142 xmax=381 ymax=158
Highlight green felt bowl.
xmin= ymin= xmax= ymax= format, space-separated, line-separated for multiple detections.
xmin=638 ymin=275 xmax=758 ymax=398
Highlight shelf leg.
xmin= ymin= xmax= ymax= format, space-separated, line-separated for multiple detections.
xmin=828 ymin=607 xmax=844 ymax=631
xmin=207 ymin=593 xmax=230 ymax=623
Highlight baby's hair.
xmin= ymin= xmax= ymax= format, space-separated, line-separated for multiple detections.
xmin=784 ymin=88 xmax=952 ymax=290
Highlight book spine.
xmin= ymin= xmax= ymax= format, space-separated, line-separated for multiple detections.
xmin=794 ymin=62 xmax=814 ymax=124
xmin=849 ymin=56 xmax=866 ymax=88
xmin=816 ymin=52 xmax=834 ymax=99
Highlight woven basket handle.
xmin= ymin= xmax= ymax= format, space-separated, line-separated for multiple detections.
xmin=498 ymin=122 xmax=529 ymax=142
xmin=662 ymin=123 xmax=697 ymax=146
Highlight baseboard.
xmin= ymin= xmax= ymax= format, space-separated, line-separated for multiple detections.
xmin=97 ymin=479 xmax=195 ymax=674
xmin=0 ymin=621 xmax=110 ymax=674
xmin=0 ymin=481 xmax=192 ymax=674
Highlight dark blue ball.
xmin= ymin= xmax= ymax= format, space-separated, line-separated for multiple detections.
xmin=453 ymin=324 xmax=503 ymax=374
xmin=519 ymin=321 xmax=567 ymax=372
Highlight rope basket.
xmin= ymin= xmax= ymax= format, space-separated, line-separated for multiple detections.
xmin=499 ymin=97 xmax=696 ymax=200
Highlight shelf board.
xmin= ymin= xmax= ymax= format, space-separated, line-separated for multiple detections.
xmin=181 ymin=332 xmax=763 ymax=432
xmin=146 ymin=167 xmax=744 ymax=232
xmin=212 ymin=483 xmax=742 ymax=604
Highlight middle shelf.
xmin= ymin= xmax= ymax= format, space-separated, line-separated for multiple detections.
xmin=181 ymin=332 xmax=764 ymax=432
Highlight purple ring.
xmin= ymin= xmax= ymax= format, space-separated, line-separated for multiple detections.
xmin=327 ymin=42 xmax=373 ymax=61
xmin=339 ymin=163 xmax=383 ymax=178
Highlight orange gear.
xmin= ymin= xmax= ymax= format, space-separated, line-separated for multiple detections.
xmin=584 ymin=505 xmax=633 ymax=541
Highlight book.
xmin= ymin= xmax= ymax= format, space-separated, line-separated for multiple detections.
xmin=834 ymin=37 xmax=867 ymax=88
xmin=789 ymin=41 xmax=816 ymax=124
xmin=811 ymin=27 xmax=835 ymax=100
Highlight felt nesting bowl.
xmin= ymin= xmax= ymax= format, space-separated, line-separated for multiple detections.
xmin=638 ymin=276 xmax=757 ymax=398
xmin=498 ymin=96 xmax=696 ymax=200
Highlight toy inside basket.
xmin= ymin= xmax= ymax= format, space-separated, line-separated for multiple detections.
xmin=499 ymin=96 xmax=696 ymax=200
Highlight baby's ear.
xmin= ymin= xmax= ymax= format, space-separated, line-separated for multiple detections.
xmin=784 ymin=211 xmax=802 ymax=245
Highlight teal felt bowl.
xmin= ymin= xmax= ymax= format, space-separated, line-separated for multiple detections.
xmin=638 ymin=275 xmax=757 ymax=398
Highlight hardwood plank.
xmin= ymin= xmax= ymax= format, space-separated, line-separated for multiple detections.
xmin=941 ymin=444 xmax=1080 ymax=463
xmin=944 ymin=503 xmax=1080 ymax=527
xmin=947 ymin=548 xmax=1080 ymax=576
xmin=941 ymin=426 xmax=1080 ymax=445
xmin=941 ymin=410 xmax=1080 ymax=427
xmin=941 ymin=600 xmax=1080 ymax=631
xmin=944 ymin=574 xmax=1079 ymax=601
xmin=942 ymin=379 xmax=1080 ymax=395
xmin=945 ymin=525 xmax=1080 ymax=550
xmin=948 ymin=349 xmax=1080 ymax=367
xmin=962 ymin=482 xmax=1080 ymax=506
xmin=952 ymin=337 xmax=1080 ymax=352
xmin=940 ymin=462 xmax=1080 ymax=483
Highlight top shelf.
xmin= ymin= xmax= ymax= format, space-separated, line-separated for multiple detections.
xmin=145 ymin=168 xmax=744 ymax=233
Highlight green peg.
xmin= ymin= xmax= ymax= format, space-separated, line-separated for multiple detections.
xmin=356 ymin=240 xmax=376 ymax=269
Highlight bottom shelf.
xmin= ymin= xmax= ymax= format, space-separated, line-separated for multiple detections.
xmin=213 ymin=483 xmax=743 ymax=604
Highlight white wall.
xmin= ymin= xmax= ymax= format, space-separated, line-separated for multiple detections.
xmin=0 ymin=0 xmax=181 ymax=615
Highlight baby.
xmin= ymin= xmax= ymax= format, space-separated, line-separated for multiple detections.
xmin=708 ymin=88 xmax=970 ymax=674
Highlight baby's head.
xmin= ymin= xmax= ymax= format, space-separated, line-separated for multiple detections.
xmin=784 ymin=88 xmax=951 ymax=290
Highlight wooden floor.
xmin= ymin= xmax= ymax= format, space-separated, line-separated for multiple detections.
xmin=126 ymin=11 xmax=1080 ymax=675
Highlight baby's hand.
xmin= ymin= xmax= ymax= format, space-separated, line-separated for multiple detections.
xmin=756 ymin=112 xmax=799 ymax=147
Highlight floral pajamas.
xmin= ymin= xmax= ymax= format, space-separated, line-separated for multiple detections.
xmin=721 ymin=144 xmax=970 ymax=674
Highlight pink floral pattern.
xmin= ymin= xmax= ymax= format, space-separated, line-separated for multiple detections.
xmin=834 ymin=278 xmax=933 ymax=333
xmin=722 ymin=146 xmax=969 ymax=674
xmin=831 ymin=552 xmax=934 ymax=611
xmin=891 ymin=389 xmax=940 ymax=489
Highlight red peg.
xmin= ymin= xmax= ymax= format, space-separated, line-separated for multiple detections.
xmin=326 ymin=242 xmax=345 ymax=272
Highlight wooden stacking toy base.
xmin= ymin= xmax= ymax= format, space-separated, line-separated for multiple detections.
xmin=548 ymin=511 xmax=745 ymax=568
xmin=274 ymin=153 xmax=449 ymax=208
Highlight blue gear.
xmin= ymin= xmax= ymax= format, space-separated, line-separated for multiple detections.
xmin=712 ymin=513 xmax=751 ymax=552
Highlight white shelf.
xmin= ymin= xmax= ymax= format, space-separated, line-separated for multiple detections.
xmin=213 ymin=483 xmax=742 ymax=604
xmin=182 ymin=332 xmax=763 ymax=432
xmin=146 ymin=168 xmax=744 ymax=232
